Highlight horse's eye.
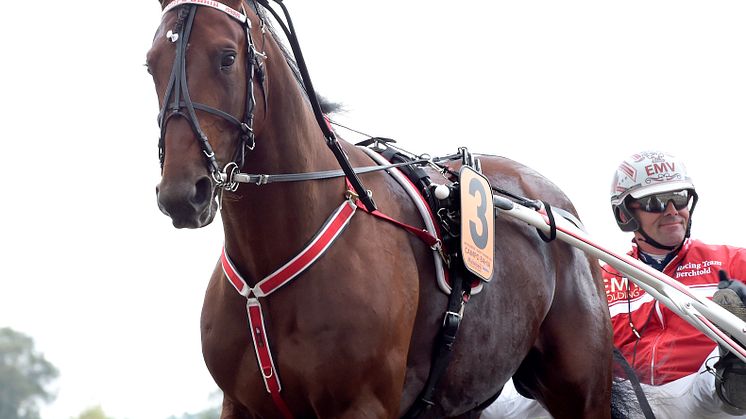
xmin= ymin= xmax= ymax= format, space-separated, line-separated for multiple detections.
xmin=221 ymin=53 xmax=236 ymax=69
xmin=144 ymin=63 xmax=153 ymax=75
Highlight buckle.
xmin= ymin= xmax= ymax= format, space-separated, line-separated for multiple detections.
xmin=345 ymin=189 xmax=359 ymax=202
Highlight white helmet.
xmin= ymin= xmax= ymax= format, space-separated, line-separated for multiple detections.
xmin=610 ymin=150 xmax=697 ymax=232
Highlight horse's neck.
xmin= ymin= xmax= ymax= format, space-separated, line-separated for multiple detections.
xmin=250 ymin=31 xmax=340 ymax=177
xmin=220 ymin=54 xmax=352 ymax=280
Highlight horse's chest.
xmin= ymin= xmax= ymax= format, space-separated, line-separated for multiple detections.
xmin=200 ymin=283 xmax=261 ymax=385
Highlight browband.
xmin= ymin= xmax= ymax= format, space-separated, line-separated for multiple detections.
xmin=162 ymin=0 xmax=249 ymax=25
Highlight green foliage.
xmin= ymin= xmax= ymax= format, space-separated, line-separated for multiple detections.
xmin=0 ymin=327 xmax=59 ymax=419
xmin=72 ymin=406 xmax=113 ymax=419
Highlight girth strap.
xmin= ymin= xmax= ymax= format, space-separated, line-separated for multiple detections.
xmin=403 ymin=266 xmax=471 ymax=418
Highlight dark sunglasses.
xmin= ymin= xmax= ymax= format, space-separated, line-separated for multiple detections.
xmin=631 ymin=190 xmax=692 ymax=213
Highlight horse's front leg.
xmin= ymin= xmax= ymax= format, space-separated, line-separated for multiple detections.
xmin=306 ymin=349 xmax=409 ymax=419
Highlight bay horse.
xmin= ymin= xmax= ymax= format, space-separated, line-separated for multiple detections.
xmin=147 ymin=0 xmax=614 ymax=417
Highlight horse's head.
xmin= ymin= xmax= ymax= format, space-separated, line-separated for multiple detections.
xmin=147 ymin=0 xmax=265 ymax=228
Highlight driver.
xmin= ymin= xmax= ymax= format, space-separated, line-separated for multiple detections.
xmin=605 ymin=150 xmax=746 ymax=417
xmin=482 ymin=150 xmax=746 ymax=418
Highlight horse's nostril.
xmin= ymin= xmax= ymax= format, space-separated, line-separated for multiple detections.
xmin=193 ymin=176 xmax=213 ymax=206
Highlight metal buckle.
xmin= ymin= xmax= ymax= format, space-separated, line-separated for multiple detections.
xmin=216 ymin=162 xmax=240 ymax=192
xmin=345 ymin=189 xmax=359 ymax=202
xmin=443 ymin=311 xmax=463 ymax=325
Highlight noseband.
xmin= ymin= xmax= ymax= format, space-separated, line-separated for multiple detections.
xmin=157 ymin=0 xmax=264 ymax=191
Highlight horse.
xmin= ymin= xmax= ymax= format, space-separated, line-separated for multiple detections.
xmin=147 ymin=1 xmax=615 ymax=417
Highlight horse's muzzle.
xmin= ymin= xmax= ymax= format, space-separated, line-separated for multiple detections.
xmin=156 ymin=176 xmax=216 ymax=228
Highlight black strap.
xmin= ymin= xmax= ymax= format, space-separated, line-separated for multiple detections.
xmin=234 ymin=159 xmax=430 ymax=184
xmin=379 ymin=148 xmax=434 ymax=205
xmin=255 ymin=0 xmax=376 ymax=211
xmin=402 ymin=266 xmax=469 ymax=418
xmin=613 ymin=347 xmax=656 ymax=419
xmin=354 ymin=137 xmax=397 ymax=147
xmin=536 ymin=201 xmax=557 ymax=242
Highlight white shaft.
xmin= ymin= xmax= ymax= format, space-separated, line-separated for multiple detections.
xmin=493 ymin=195 xmax=746 ymax=362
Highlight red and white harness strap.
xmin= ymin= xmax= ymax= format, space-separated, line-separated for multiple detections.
xmin=220 ymin=199 xmax=357 ymax=419
xmin=345 ymin=179 xmax=441 ymax=249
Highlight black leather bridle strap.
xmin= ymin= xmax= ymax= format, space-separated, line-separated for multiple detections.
xmin=159 ymin=5 xmax=220 ymax=174
xmin=177 ymin=6 xmax=222 ymax=174
xmin=157 ymin=1 xmax=260 ymax=187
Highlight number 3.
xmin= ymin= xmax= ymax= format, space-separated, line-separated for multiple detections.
xmin=469 ymin=178 xmax=488 ymax=249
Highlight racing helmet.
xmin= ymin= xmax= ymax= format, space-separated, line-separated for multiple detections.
xmin=610 ymin=150 xmax=697 ymax=232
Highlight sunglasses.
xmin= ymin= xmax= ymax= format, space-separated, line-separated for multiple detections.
xmin=630 ymin=190 xmax=692 ymax=213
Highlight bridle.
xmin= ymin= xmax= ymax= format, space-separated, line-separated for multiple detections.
xmin=157 ymin=0 xmax=377 ymax=212
xmin=157 ymin=0 xmax=265 ymax=191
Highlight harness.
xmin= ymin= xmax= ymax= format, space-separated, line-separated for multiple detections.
xmin=155 ymin=1 xmax=525 ymax=417
xmin=220 ymin=177 xmax=444 ymax=418
xmin=220 ymin=199 xmax=358 ymax=419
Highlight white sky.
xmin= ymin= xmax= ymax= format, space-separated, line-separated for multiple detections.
xmin=1 ymin=1 xmax=745 ymax=418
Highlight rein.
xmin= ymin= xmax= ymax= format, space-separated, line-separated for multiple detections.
xmin=233 ymin=158 xmax=431 ymax=185
xmin=228 ymin=147 xmax=463 ymax=185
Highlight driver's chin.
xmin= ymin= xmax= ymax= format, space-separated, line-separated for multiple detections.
xmin=655 ymin=227 xmax=686 ymax=248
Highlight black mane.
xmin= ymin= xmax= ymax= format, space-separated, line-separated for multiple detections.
xmin=318 ymin=96 xmax=343 ymax=115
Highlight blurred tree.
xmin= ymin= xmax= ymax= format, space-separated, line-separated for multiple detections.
xmin=0 ymin=327 xmax=59 ymax=419
xmin=167 ymin=390 xmax=220 ymax=419
xmin=72 ymin=405 xmax=113 ymax=419
xmin=166 ymin=404 xmax=220 ymax=419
